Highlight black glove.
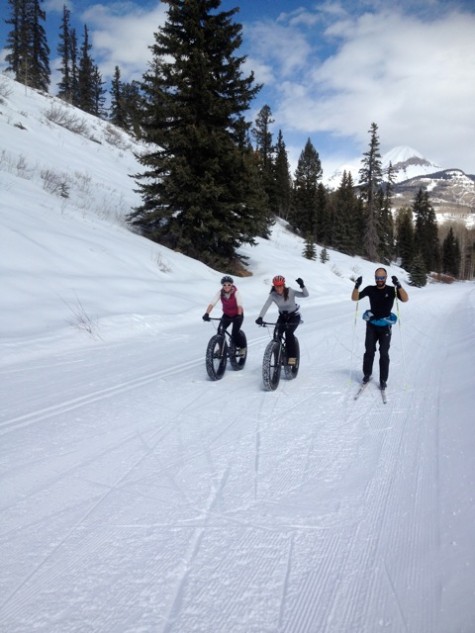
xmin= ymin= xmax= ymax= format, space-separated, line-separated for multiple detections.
xmin=202 ymin=313 xmax=210 ymax=321
xmin=255 ymin=316 xmax=263 ymax=326
xmin=295 ymin=278 xmax=305 ymax=288
xmin=391 ymin=275 xmax=401 ymax=288
xmin=355 ymin=276 xmax=362 ymax=289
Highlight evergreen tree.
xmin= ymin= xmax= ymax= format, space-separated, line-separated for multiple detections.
xmin=442 ymin=227 xmax=461 ymax=277
xmin=329 ymin=171 xmax=360 ymax=256
xmin=395 ymin=207 xmax=415 ymax=271
xmin=77 ymin=25 xmax=95 ymax=114
xmin=121 ymin=80 xmax=145 ymax=137
xmin=251 ymin=104 xmax=276 ymax=221
xmin=91 ymin=64 xmax=106 ymax=117
xmin=129 ymin=0 xmax=267 ymax=270
xmin=290 ymin=138 xmax=322 ymax=239
xmin=5 ymin=0 xmax=50 ymax=91
xmin=358 ymin=122 xmax=384 ymax=262
xmin=57 ymin=5 xmax=73 ymax=102
xmin=320 ymin=247 xmax=330 ymax=263
xmin=110 ymin=65 xmax=127 ymax=129
xmin=273 ymin=130 xmax=292 ymax=220
xmin=303 ymin=235 xmax=316 ymax=260
xmin=413 ymin=188 xmax=440 ymax=273
xmin=316 ymin=182 xmax=330 ymax=245
xmin=409 ymin=252 xmax=428 ymax=287
xmin=379 ymin=161 xmax=395 ymax=262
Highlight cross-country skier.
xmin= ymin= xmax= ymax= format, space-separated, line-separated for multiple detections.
xmin=352 ymin=267 xmax=408 ymax=389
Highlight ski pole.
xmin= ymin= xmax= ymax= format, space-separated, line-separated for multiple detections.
xmin=394 ymin=287 xmax=408 ymax=388
xmin=349 ymin=296 xmax=359 ymax=381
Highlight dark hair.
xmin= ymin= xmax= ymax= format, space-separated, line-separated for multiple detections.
xmin=271 ymin=286 xmax=289 ymax=300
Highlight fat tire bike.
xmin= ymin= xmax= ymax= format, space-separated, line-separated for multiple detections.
xmin=205 ymin=318 xmax=247 ymax=381
xmin=260 ymin=321 xmax=300 ymax=391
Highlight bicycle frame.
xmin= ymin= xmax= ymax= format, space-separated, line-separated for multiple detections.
xmin=205 ymin=318 xmax=247 ymax=380
xmin=260 ymin=320 xmax=299 ymax=390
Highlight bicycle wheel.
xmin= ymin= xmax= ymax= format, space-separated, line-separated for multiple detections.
xmin=229 ymin=331 xmax=247 ymax=371
xmin=206 ymin=334 xmax=227 ymax=380
xmin=284 ymin=336 xmax=300 ymax=380
xmin=262 ymin=339 xmax=282 ymax=391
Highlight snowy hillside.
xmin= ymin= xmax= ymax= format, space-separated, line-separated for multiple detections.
xmin=2 ymin=76 xmax=475 ymax=633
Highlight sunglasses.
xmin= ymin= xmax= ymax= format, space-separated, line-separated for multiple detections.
xmin=375 ymin=276 xmax=387 ymax=280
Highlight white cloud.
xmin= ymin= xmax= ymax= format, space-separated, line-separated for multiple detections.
xmin=81 ymin=2 xmax=168 ymax=80
xmin=254 ymin=6 xmax=475 ymax=173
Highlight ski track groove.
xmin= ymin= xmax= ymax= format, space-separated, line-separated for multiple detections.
xmin=160 ymin=467 xmax=231 ymax=633
xmin=1 ymin=421 xmax=173 ymax=614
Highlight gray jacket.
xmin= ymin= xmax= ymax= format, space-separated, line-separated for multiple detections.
xmin=258 ymin=286 xmax=309 ymax=319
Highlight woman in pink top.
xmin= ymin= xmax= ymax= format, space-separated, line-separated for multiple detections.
xmin=202 ymin=276 xmax=245 ymax=349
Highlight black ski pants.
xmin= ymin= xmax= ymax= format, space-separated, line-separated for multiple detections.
xmin=277 ymin=312 xmax=301 ymax=358
xmin=363 ymin=323 xmax=392 ymax=382
xmin=221 ymin=314 xmax=244 ymax=347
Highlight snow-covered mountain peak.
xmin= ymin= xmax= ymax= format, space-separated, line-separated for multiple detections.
xmin=382 ymin=146 xmax=441 ymax=182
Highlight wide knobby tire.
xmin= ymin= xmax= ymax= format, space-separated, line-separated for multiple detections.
xmin=206 ymin=334 xmax=227 ymax=380
xmin=284 ymin=336 xmax=300 ymax=380
xmin=262 ymin=339 xmax=282 ymax=391
xmin=229 ymin=331 xmax=247 ymax=371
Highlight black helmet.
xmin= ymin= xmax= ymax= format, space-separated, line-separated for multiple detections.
xmin=221 ymin=275 xmax=234 ymax=285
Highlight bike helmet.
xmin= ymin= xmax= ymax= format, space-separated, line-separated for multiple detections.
xmin=221 ymin=275 xmax=234 ymax=285
xmin=272 ymin=275 xmax=285 ymax=287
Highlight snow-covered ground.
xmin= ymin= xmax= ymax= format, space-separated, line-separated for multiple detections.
xmin=1 ymin=76 xmax=475 ymax=633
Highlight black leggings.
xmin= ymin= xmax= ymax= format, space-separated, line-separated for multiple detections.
xmin=277 ymin=313 xmax=301 ymax=358
xmin=221 ymin=314 xmax=244 ymax=346
xmin=363 ymin=323 xmax=392 ymax=382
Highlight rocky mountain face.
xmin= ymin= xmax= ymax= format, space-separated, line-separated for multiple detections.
xmin=329 ymin=146 xmax=474 ymax=226
xmin=392 ymin=168 xmax=475 ymax=226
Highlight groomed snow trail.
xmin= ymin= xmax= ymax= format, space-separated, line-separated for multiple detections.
xmin=1 ymin=284 xmax=474 ymax=633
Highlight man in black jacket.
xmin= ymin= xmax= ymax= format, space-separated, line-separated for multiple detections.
xmin=351 ymin=267 xmax=409 ymax=389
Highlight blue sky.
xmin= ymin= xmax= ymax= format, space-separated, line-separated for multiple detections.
xmin=1 ymin=0 xmax=475 ymax=179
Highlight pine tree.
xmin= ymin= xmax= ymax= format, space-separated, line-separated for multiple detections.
xmin=77 ymin=25 xmax=96 ymax=114
xmin=379 ymin=161 xmax=395 ymax=262
xmin=290 ymin=138 xmax=322 ymax=239
xmin=320 ymin=247 xmax=330 ymax=263
xmin=328 ymin=171 xmax=361 ymax=256
xmin=442 ymin=227 xmax=461 ymax=277
xmin=5 ymin=0 xmax=50 ymax=91
xmin=120 ymin=80 xmax=144 ymax=137
xmin=358 ymin=122 xmax=384 ymax=262
xmin=303 ymin=235 xmax=316 ymax=260
xmin=91 ymin=64 xmax=106 ymax=117
xmin=413 ymin=188 xmax=440 ymax=273
xmin=69 ymin=28 xmax=79 ymax=106
xmin=316 ymin=182 xmax=330 ymax=245
xmin=273 ymin=130 xmax=292 ymax=220
xmin=57 ymin=5 xmax=73 ymax=102
xmin=129 ymin=0 xmax=267 ymax=270
xmin=251 ymin=104 xmax=276 ymax=221
xmin=395 ymin=207 xmax=415 ymax=271
xmin=110 ymin=66 xmax=127 ymax=129
xmin=409 ymin=252 xmax=428 ymax=287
